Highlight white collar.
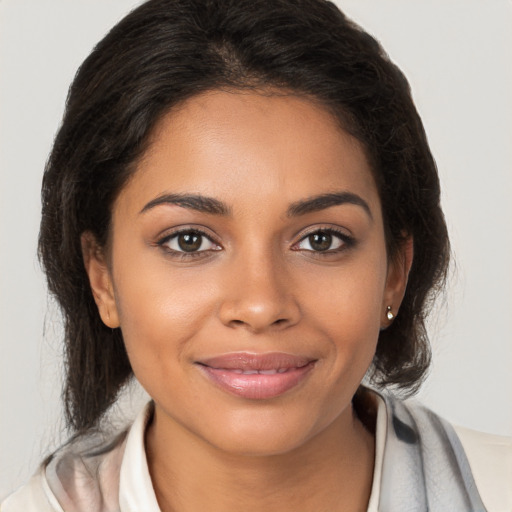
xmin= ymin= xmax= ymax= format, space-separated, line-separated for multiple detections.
xmin=118 ymin=402 xmax=161 ymax=512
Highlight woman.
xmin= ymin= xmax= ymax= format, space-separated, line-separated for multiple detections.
xmin=2 ymin=0 xmax=510 ymax=510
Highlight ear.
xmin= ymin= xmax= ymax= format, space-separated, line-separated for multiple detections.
xmin=81 ymin=231 xmax=120 ymax=328
xmin=382 ymin=236 xmax=413 ymax=327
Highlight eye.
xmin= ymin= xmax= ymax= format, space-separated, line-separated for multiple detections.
xmin=160 ymin=229 xmax=220 ymax=254
xmin=295 ymin=229 xmax=351 ymax=252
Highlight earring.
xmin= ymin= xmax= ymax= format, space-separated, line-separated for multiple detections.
xmin=386 ymin=306 xmax=394 ymax=321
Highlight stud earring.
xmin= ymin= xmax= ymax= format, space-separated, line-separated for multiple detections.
xmin=386 ymin=306 xmax=394 ymax=321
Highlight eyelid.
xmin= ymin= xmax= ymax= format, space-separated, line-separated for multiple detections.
xmin=291 ymin=225 xmax=355 ymax=252
xmin=156 ymin=226 xmax=222 ymax=254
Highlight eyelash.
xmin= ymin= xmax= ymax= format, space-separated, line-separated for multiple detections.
xmin=157 ymin=228 xmax=222 ymax=260
xmin=292 ymin=227 xmax=356 ymax=255
xmin=156 ymin=226 xmax=355 ymax=260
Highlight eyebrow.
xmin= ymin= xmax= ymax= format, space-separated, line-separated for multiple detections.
xmin=140 ymin=193 xmax=231 ymax=216
xmin=140 ymin=191 xmax=372 ymax=219
xmin=287 ymin=192 xmax=372 ymax=219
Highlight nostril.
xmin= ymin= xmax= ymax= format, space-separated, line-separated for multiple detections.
xmin=228 ymin=318 xmax=288 ymax=330
xmin=219 ymin=297 xmax=301 ymax=332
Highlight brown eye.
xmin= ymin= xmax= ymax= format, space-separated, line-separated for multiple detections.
xmin=308 ymin=232 xmax=332 ymax=251
xmin=295 ymin=229 xmax=347 ymax=252
xmin=177 ymin=232 xmax=202 ymax=252
xmin=162 ymin=230 xmax=219 ymax=253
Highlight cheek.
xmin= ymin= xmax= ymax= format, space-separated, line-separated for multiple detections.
xmin=298 ymin=253 xmax=387 ymax=370
xmin=303 ymin=254 xmax=386 ymax=329
xmin=112 ymin=255 xmax=218 ymax=375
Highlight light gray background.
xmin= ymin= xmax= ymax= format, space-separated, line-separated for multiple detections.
xmin=1 ymin=0 xmax=511 ymax=499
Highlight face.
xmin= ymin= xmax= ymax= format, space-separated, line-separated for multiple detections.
xmin=84 ymin=90 xmax=409 ymax=456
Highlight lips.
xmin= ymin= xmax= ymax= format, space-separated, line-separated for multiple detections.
xmin=196 ymin=352 xmax=316 ymax=400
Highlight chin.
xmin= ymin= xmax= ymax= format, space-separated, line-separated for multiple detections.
xmin=196 ymin=404 xmax=334 ymax=458
xmin=211 ymin=429 xmax=311 ymax=458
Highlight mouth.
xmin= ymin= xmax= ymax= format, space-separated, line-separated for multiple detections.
xmin=196 ymin=352 xmax=316 ymax=400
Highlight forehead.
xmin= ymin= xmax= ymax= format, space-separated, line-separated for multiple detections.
xmin=116 ymin=90 xmax=379 ymax=216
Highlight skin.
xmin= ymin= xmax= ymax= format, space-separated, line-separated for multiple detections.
xmin=83 ymin=90 xmax=412 ymax=512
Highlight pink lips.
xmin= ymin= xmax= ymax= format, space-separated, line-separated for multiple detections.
xmin=196 ymin=352 xmax=316 ymax=400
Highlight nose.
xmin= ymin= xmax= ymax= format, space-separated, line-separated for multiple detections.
xmin=218 ymin=252 xmax=301 ymax=333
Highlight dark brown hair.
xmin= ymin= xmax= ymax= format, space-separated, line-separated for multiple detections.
xmin=39 ymin=0 xmax=449 ymax=432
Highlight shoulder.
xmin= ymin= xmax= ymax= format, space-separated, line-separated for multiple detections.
xmin=1 ymin=469 xmax=63 ymax=512
xmin=401 ymin=397 xmax=512 ymax=512
xmin=368 ymin=390 xmax=512 ymax=512
xmin=0 ymin=429 xmax=128 ymax=512
xmin=1 ymin=403 xmax=155 ymax=512
xmin=454 ymin=424 xmax=512 ymax=511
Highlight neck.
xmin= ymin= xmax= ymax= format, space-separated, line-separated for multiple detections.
xmin=146 ymin=398 xmax=376 ymax=512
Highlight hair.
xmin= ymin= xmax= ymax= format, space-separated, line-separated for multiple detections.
xmin=38 ymin=0 xmax=450 ymax=433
